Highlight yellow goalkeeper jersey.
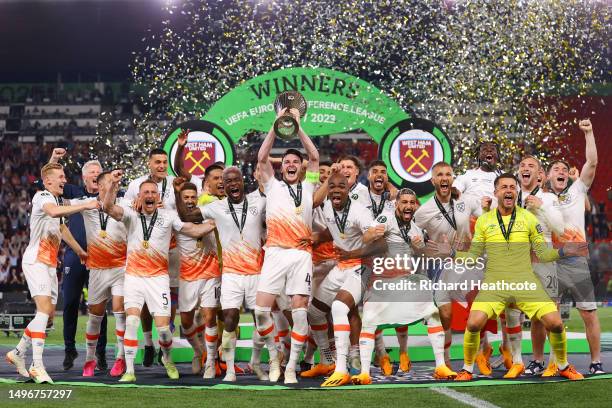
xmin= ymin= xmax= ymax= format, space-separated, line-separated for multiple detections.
xmin=458 ymin=206 xmax=559 ymax=284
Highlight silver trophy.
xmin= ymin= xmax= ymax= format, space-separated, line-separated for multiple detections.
xmin=273 ymin=91 xmax=307 ymax=139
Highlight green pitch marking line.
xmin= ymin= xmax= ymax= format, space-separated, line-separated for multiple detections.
xmin=432 ymin=387 xmax=501 ymax=408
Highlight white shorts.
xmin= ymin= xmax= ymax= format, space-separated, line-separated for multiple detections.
xmin=178 ymin=277 xmax=221 ymax=312
xmin=362 ymin=274 xmax=437 ymax=328
xmin=123 ymin=274 xmax=171 ymax=317
xmin=221 ymin=273 xmax=259 ymax=310
xmin=557 ymin=257 xmax=596 ymax=310
xmin=313 ymin=264 xmax=369 ymax=307
xmin=88 ymin=266 xmax=125 ymax=305
xmin=533 ymin=262 xmax=558 ymax=299
xmin=23 ymin=262 xmax=58 ymax=304
xmin=258 ymin=247 xmax=312 ymax=296
xmin=168 ymin=247 xmax=180 ymax=288
xmin=313 ymin=260 xmax=335 ymax=292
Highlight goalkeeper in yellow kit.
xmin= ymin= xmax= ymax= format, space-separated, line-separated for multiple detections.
xmin=430 ymin=172 xmax=585 ymax=381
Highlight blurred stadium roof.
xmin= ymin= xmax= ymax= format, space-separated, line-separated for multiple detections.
xmin=0 ymin=0 xmax=165 ymax=83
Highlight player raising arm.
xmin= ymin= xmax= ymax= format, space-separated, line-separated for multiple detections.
xmin=102 ymin=171 xmax=215 ymax=382
xmin=547 ymin=119 xmax=603 ymax=375
xmin=429 ymin=173 xmax=586 ymax=381
xmin=6 ymin=163 xmax=97 ymax=384
xmin=253 ymin=108 xmax=320 ymax=384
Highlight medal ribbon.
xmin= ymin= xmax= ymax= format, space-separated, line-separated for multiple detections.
xmin=333 ymin=199 xmax=351 ymax=235
xmin=161 ymin=178 xmax=167 ymax=202
xmin=228 ymin=198 xmax=248 ymax=234
xmin=518 ymin=186 xmax=540 ymax=208
xmin=284 ymin=181 xmax=302 ymax=209
xmin=140 ymin=210 xmax=158 ymax=244
xmin=98 ymin=208 xmax=109 ymax=233
xmin=434 ymin=196 xmax=457 ymax=231
xmin=369 ymin=189 xmax=387 ymax=218
xmin=496 ymin=207 xmax=516 ymax=243
xmin=395 ymin=215 xmax=412 ymax=245
xmin=553 ymin=184 xmax=570 ymax=199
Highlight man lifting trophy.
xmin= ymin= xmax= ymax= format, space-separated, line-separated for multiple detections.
xmin=273 ymin=91 xmax=307 ymax=139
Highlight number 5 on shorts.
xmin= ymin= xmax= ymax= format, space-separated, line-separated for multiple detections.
xmin=162 ymin=293 xmax=169 ymax=306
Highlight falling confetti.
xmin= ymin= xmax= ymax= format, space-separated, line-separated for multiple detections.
xmin=91 ymin=0 xmax=610 ymax=180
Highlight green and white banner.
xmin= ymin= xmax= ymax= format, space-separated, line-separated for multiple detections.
xmin=163 ymin=67 xmax=453 ymax=199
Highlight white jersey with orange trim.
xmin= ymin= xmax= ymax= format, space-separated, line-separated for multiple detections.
xmin=263 ymin=178 xmax=314 ymax=251
xmin=23 ymin=190 xmax=62 ymax=267
xmin=175 ymin=222 xmax=219 ymax=282
xmin=125 ymin=174 xmax=202 ymax=210
xmin=370 ymin=213 xmax=424 ymax=277
xmin=320 ymin=199 xmax=373 ymax=269
xmin=118 ymin=205 xmax=184 ymax=277
xmin=199 ymin=191 xmax=265 ymax=276
xmin=312 ymin=205 xmax=336 ymax=265
xmin=554 ymin=179 xmax=588 ymax=240
xmin=453 ymin=168 xmax=500 ymax=203
xmin=414 ymin=195 xmax=481 ymax=244
xmin=347 ymin=182 xmax=370 ymax=208
xmin=73 ymin=197 xmax=128 ymax=270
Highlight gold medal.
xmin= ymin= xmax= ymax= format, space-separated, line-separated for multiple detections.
xmin=339 ymin=233 xmax=346 ymax=239
xmin=295 ymin=206 xmax=303 ymax=215
xmin=99 ymin=230 xmax=108 ymax=238
xmin=142 ymin=240 xmax=150 ymax=249
xmin=196 ymin=239 xmax=204 ymax=249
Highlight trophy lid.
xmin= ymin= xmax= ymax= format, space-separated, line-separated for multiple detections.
xmin=274 ymin=91 xmax=307 ymax=117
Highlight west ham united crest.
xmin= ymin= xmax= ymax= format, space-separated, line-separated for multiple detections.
xmin=379 ymin=118 xmax=453 ymax=198
xmin=163 ymin=120 xmax=235 ymax=178
xmin=399 ymin=139 xmax=434 ymax=178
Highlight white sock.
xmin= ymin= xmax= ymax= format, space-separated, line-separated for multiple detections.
xmin=505 ymin=308 xmax=523 ymax=364
xmin=28 ymin=312 xmax=49 ymax=367
xmin=427 ymin=314 xmax=446 ymax=367
xmin=272 ymin=310 xmax=291 ymax=363
xmin=15 ymin=330 xmax=32 ymax=357
xmin=359 ymin=327 xmax=376 ymax=375
xmin=143 ymin=331 xmax=153 ymax=347
xmin=157 ymin=326 xmax=173 ymax=361
xmin=254 ymin=306 xmax=278 ymax=361
xmin=287 ymin=308 xmax=308 ymax=371
xmin=250 ymin=329 xmax=264 ymax=366
xmin=331 ymin=301 xmax=350 ymax=374
xmin=183 ymin=323 xmax=204 ymax=359
xmin=307 ymin=305 xmax=334 ymax=364
xmin=374 ymin=329 xmax=387 ymax=358
xmin=221 ymin=330 xmax=237 ymax=375
xmin=124 ymin=315 xmax=140 ymax=374
xmin=349 ymin=344 xmax=359 ymax=361
xmin=85 ymin=313 xmax=104 ymax=362
xmin=113 ymin=312 xmax=126 ymax=359
xmin=396 ymin=326 xmax=408 ymax=354
xmin=204 ymin=326 xmax=218 ymax=365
